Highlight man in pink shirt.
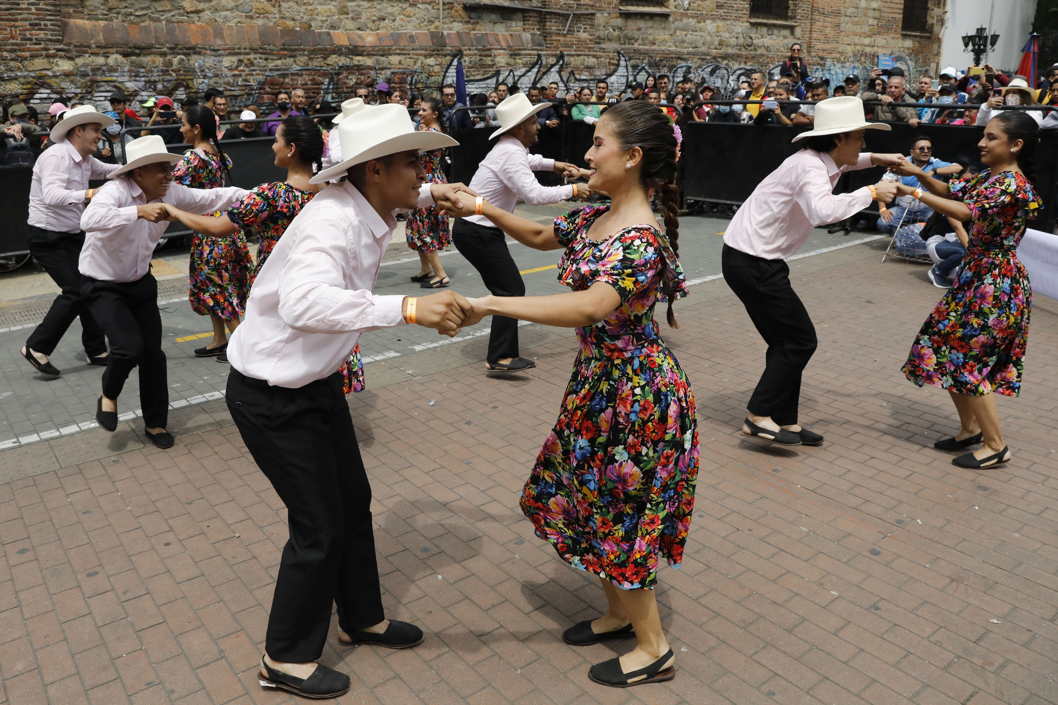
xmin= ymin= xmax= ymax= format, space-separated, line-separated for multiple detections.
xmin=721 ymin=97 xmax=901 ymax=446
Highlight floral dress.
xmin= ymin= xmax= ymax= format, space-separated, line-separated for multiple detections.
xmin=404 ymin=126 xmax=451 ymax=253
xmin=224 ymin=181 xmax=366 ymax=395
xmin=173 ymin=148 xmax=252 ymax=321
xmin=519 ymin=204 xmax=699 ymax=590
xmin=903 ymin=170 xmax=1041 ymax=397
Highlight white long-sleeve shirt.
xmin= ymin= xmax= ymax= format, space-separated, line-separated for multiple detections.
xmin=322 ymin=124 xmax=343 ymax=171
xmin=227 ymin=181 xmax=435 ymax=388
xmin=723 ymin=150 xmax=875 ymax=260
xmin=79 ymin=177 xmax=248 ymax=282
xmin=28 ymin=140 xmax=122 ymax=234
xmin=976 ymin=103 xmax=1044 ymax=127
xmin=465 ymin=134 xmax=573 ymax=228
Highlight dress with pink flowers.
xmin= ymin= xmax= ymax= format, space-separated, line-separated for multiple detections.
xmin=518 ymin=203 xmax=699 ymax=591
xmin=903 ymin=170 xmax=1041 ymax=397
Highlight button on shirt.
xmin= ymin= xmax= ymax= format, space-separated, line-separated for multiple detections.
xmin=227 ymin=182 xmax=435 ymax=388
xmin=465 ymin=135 xmax=573 ymax=228
xmin=79 ymin=177 xmax=249 ymax=282
xmin=28 ymin=140 xmax=122 ymax=234
xmin=724 ymin=150 xmax=875 ymax=260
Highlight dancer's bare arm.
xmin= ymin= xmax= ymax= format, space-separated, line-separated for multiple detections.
xmin=439 ymin=196 xmax=563 ymax=251
xmin=467 ymin=283 xmax=622 ymax=328
xmin=890 ymin=156 xmax=952 ymax=199
xmin=894 ymin=183 xmax=971 ymax=222
xmin=162 ymin=205 xmax=238 ymax=237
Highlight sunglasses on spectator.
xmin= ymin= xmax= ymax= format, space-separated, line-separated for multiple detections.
xmin=915 ymin=146 xmax=932 ymax=151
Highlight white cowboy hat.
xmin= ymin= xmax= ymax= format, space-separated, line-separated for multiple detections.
xmin=49 ymin=105 xmax=116 ymax=143
xmin=107 ymin=135 xmax=182 ymax=179
xmin=310 ymin=104 xmax=458 ymax=185
xmin=489 ymin=93 xmax=555 ymax=139
xmin=332 ymin=97 xmax=367 ymax=125
xmin=790 ymin=96 xmax=891 ymax=143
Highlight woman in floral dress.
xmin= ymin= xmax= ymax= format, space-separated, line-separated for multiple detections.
xmin=405 ymin=97 xmax=452 ymax=288
xmin=444 ymin=101 xmax=697 ymax=688
xmin=895 ymin=111 xmax=1041 ymax=469
xmin=165 ymin=116 xmax=365 ymax=392
xmin=173 ymin=105 xmax=251 ymax=358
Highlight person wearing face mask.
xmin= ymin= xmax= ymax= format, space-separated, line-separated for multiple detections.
xmin=976 ymin=78 xmax=1043 ymax=127
xmin=927 ymin=84 xmax=960 ymax=124
xmin=263 ymin=91 xmax=301 ymax=136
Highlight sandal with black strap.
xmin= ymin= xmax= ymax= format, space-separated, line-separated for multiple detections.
xmin=562 ymin=620 xmax=635 ymax=646
xmin=934 ymin=432 xmax=983 ymax=451
xmin=410 ymin=272 xmax=433 ymax=283
xmin=22 ymin=346 xmax=60 ymax=377
xmin=486 ymin=358 xmax=533 ymax=372
xmin=258 ymin=658 xmax=350 ymax=700
xmin=420 ymin=275 xmax=450 ymax=289
xmin=952 ymin=446 xmax=1010 ymax=469
xmin=741 ymin=418 xmax=802 ymax=446
xmin=588 ymin=648 xmax=676 ymax=688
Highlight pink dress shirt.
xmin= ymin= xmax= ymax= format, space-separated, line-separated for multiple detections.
xmin=723 ymin=150 xmax=875 ymax=260
xmin=465 ymin=135 xmax=573 ymax=228
xmin=27 ymin=140 xmax=121 ymax=234
xmin=227 ymin=181 xmax=435 ymax=388
xmin=79 ymin=177 xmax=248 ymax=283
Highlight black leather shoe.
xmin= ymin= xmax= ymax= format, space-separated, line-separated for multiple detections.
xmin=22 ymin=347 xmax=60 ymax=377
xmin=741 ymin=418 xmax=801 ymax=446
xmin=86 ymin=353 xmax=109 ymax=367
xmin=144 ymin=428 xmax=175 ymax=449
xmin=562 ymin=620 xmax=635 ymax=646
xmin=193 ymin=343 xmax=226 ymax=358
xmin=258 ymin=658 xmax=350 ymax=699
xmin=339 ymin=620 xmax=424 ymax=649
xmin=952 ymin=447 xmax=1010 ymax=469
xmin=796 ymin=427 xmax=824 ymax=446
xmin=934 ymin=432 xmax=983 ymax=451
xmin=588 ymin=648 xmax=676 ymax=688
xmin=96 ymin=396 xmax=117 ymax=432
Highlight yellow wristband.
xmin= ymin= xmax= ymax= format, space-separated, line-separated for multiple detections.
xmin=406 ymin=297 xmax=417 ymax=325
xmin=571 ymin=184 xmax=578 ymax=198
xmin=868 ymin=184 xmax=878 ymax=200
xmin=474 ymin=196 xmax=484 ymax=216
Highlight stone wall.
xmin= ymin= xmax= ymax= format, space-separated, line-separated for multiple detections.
xmin=2 ymin=0 xmax=944 ymax=119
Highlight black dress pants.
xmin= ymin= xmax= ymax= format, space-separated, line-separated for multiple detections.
xmin=226 ymin=369 xmax=385 ymax=663
xmin=452 ymin=219 xmax=524 ymax=364
xmin=25 ymin=228 xmax=107 ymax=357
xmin=81 ymin=273 xmax=168 ymax=430
xmin=721 ymin=244 xmax=817 ymax=426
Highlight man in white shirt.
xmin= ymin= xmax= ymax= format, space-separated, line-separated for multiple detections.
xmin=453 ymin=93 xmax=591 ymax=372
xmin=79 ymin=135 xmax=249 ymax=449
xmin=21 ymin=106 xmax=122 ymax=378
xmin=722 ymin=97 xmax=901 ymax=446
xmin=224 ymin=104 xmax=479 ymax=700
xmin=320 ymin=98 xmax=366 ymax=172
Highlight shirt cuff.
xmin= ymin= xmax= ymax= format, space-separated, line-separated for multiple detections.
xmin=854 ymin=186 xmax=875 ymax=209
xmin=118 ymin=205 xmax=140 ymax=223
xmin=376 ymin=294 xmax=408 ymax=327
xmin=540 ymin=158 xmax=556 ymax=173
xmin=856 ymin=153 xmax=874 ymax=170
xmin=417 ymin=183 xmax=435 ymax=208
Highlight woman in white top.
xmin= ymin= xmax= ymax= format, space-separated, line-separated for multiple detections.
xmin=976 ymin=78 xmax=1043 ymax=127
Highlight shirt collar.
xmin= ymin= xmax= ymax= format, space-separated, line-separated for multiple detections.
xmin=816 ymin=150 xmax=841 ymax=178
xmin=63 ymin=139 xmax=85 ymax=164
xmin=500 ymin=134 xmax=529 ymax=154
xmin=122 ymin=176 xmax=146 ymax=201
xmin=344 ymin=181 xmax=395 ymax=241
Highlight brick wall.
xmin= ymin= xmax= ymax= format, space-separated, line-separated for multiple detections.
xmin=0 ymin=0 xmax=944 ymax=118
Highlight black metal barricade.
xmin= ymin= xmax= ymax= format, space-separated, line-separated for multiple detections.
xmin=0 ymin=165 xmax=34 ymax=255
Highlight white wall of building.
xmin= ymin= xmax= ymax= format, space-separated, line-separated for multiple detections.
xmin=939 ymin=0 xmax=1038 ymax=75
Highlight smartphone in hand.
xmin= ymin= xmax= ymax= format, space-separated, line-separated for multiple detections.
xmin=763 ymin=99 xmax=778 ymax=110
xmin=992 ymin=87 xmax=1003 ymax=99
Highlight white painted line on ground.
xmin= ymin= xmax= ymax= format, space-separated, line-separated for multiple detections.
xmin=0 ymin=234 xmax=885 ymax=452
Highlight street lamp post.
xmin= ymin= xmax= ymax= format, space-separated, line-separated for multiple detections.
xmin=962 ymin=26 xmax=1000 ymax=67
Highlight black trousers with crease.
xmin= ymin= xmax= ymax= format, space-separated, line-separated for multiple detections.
xmin=81 ymin=272 xmax=168 ymax=429
xmin=226 ymin=369 xmax=385 ymax=662
xmin=452 ymin=219 xmax=524 ymax=364
xmin=721 ymin=244 xmax=818 ymax=427
xmin=25 ymin=228 xmax=107 ymax=357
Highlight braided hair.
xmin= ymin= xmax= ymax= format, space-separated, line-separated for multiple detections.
xmin=279 ymin=114 xmax=325 ymax=175
xmin=602 ymin=100 xmax=682 ymax=328
xmin=420 ymin=95 xmax=448 ymax=134
xmin=184 ymin=104 xmax=233 ymax=186
xmin=991 ymin=110 xmax=1040 ymax=188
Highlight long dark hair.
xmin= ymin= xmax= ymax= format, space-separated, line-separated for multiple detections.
xmin=279 ymin=114 xmax=325 ymax=175
xmin=991 ymin=110 xmax=1040 ymax=187
xmin=421 ymin=96 xmax=447 ymax=134
xmin=184 ymin=104 xmax=232 ymax=186
xmin=601 ymin=100 xmax=682 ymax=328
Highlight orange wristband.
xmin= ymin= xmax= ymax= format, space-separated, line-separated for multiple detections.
xmin=868 ymin=184 xmax=878 ymax=200
xmin=571 ymin=184 xmax=578 ymax=198
xmin=913 ymin=188 xmax=925 ymax=201
xmin=406 ymin=297 xmax=417 ymax=325
xmin=474 ymin=196 xmax=484 ymax=216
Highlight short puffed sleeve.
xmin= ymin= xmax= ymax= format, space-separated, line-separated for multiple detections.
xmin=553 ymin=204 xmax=600 ymax=248
xmin=592 ymin=227 xmax=668 ymax=302
xmin=226 ymin=185 xmax=275 ymax=231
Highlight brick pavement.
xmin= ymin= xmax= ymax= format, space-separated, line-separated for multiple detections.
xmin=0 ymin=239 xmax=1056 ymax=704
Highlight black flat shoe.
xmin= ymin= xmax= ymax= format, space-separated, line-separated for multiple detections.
xmin=145 ymin=428 xmax=175 ymax=449
xmin=96 ymin=396 xmax=117 ymax=432
xmin=216 ymin=353 xmax=229 ymax=364
xmin=22 ymin=347 xmax=60 ymax=377
xmin=796 ymin=427 xmax=824 ymax=446
xmin=339 ymin=620 xmax=424 ymax=649
xmin=420 ymin=275 xmax=450 ymax=289
xmin=486 ymin=358 xmax=533 ymax=372
xmin=194 ymin=343 xmax=227 ymax=358
xmin=952 ymin=447 xmax=1010 ymax=469
xmin=86 ymin=353 xmax=109 ymax=367
xmin=588 ymin=648 xmax=676 ymax=688
xmin=562 ymin=620 xmax=635 ymax=646
xmin=258 ymin=658 xmax=350 ymax=700
xmin=741 ymin=418 xmax=801 ymax=446
xmin=934 ymin=432 xmax=983 ymax=451
xmin=410 ymin=272 xmax=433 ymax=283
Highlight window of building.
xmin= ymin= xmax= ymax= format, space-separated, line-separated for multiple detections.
xmin=749 ymin=0 xmax=790 ymax=21
xmin=901 ymin=0 xmax=930 ymax=34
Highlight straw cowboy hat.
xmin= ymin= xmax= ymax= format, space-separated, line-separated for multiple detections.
xmin=107 ymin=135 xmax=182 ymax=179
xmin=310 ymin=103 xmax=458 ymax=185
xmin=489 ymin=93 xmax=555 ymax=139
xmin=49 ymin=105 xmax=116 ymax=143
xmin=332 ymin=97 xmax=367 ymax=125
xmin=1002 ymin=77 xmax=1039 ymax=104
xmin=790 ymin=96 xmax=891 ymax=143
